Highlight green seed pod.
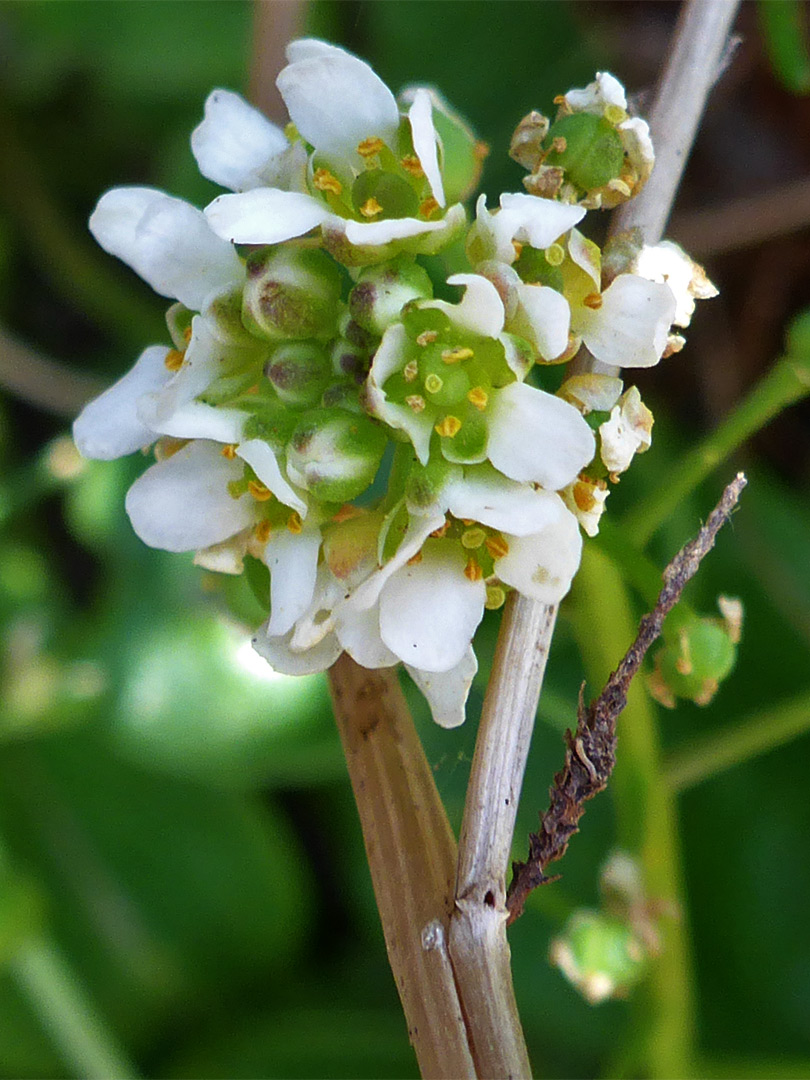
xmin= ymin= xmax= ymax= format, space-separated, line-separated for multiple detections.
xmin=648 ymin=616 xmax=737 ymax=708
xmin=242 ymin=246 xmax=342 ymax=342
xmin=544 ymin=113 xmax=624 ymax=193
xmin=287 ymin=408 xmax=387 ymax=503
xmin=550 ymin=910 xmax=647 ymax=1005
xmin=265 ymin=342 xmax=332 ymax=407
xmin=349 ymin=258 xmax=434 ymax=337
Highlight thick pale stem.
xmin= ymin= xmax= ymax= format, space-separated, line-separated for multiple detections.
xmin=328 ymin=656 xmax=476 ymax=1080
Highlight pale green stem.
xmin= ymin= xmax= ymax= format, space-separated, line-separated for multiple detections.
xmin=10 ymin=936 xmax=138 ymax=1080
xmin=572 ymin=545 xmax=695 ymax=1079
xmin=622 ymin=353 xmax=810 ymax=547
xmin=666 ymin=687 xmax=810 ymax=792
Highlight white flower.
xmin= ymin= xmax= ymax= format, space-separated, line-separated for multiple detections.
xmin=468 ymin=193 xmax=586 ymax=266
xmin=634 ymin=241 xmax=718 ymax=328
xmin=561 ymin=475 xmax=609 ymax=537
xmin=204 ymin=39 xmax=465 ymax=255
xmin=599 ymin=386 xmax=653 ymax=474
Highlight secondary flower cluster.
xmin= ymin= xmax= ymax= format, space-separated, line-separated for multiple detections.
xmin=73 ymin=41 xmax=716 ymax=727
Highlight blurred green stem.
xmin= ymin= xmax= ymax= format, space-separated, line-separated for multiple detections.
xmin=622 ymin=352 xmax=810 ymax=547
xmin=666 ymin=686 xmax=810 ymax=791
xmin=571 ymin=545 xmax=695 ymax=1079
xmin=10 ymin=936 xmax=138 ymax=1080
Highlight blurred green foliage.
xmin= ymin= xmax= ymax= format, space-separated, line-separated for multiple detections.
xmin=0 ymin=2 xmax=810 ymax=1078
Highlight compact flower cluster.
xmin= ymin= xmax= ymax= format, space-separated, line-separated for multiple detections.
xmin=73 ymin=41 xmax=716 ymax=727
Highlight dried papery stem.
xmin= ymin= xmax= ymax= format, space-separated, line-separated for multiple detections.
xmin=249 ymin=0 xmax=305 ymax=124
xmin=328 ymin=656 xmax=476 ymax=1080
xmin=507 ymin=474 xmax=747 ymax=922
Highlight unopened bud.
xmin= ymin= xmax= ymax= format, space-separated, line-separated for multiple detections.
xmin=286 ymin=408 xmax=387 ymax=503
xmin=242 ymin=246 xmax=342 ymax=341
xmin=265 ymin=342 xmax=331 ymax=407
xmin=349 ymin=258 xmax=433 ymax=336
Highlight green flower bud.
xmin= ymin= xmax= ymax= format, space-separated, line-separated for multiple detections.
xmin=544 ymin=113 xmax=624 ymax=193
xmin=349 ymin=258 xmax=434 ymax=337
xmin=265 ymin=342 xmax=331 ymax=407
xmin=242 ymin=247 xmax=342 ymax=342
xmin=648 ymin=613 xmax=738 ymax=708
xmin=287 ymin=409 xmax=387 ymax=503
xmin=331 ymin=340 xmax=371 ymax=385
xmin=550 ymin=910 xmax=647 ymax=1005
xmin=405 ymin=457 xmax=462 ymax=512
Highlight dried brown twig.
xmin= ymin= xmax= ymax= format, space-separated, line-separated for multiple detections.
xmin=506 ymin=473 xmax=747 ymax=924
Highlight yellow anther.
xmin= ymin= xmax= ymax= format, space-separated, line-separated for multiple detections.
xmin=485 ymin=585 xmax=507 ymax=610
xmin=544 ymin=242 xmax=565 ymax=267
xmin=248 ymin=480 xmax=273 ymax=502
xmin=551 ymin=136 xmax=567 ymax=154
xmin=464 ymin=556 xmax=483 ymax=582
xmin=604 ymin=103 xmax=628 ymax=126
xmin=573 ymin=480 xmax=597 ymax=513
xmin=553 ymin=94 xmax=566 ymax=105
xmin=407 ymin=550 xmax=423 ymax=566
xmin=430 ymin=519 xmax=451 ymax=539
xmin=583 ymin=292 xmax=603 ymax=310
xmin=254 ymin=520 xmax=273 ymax=544
xmin=183 ymin=325 xmax=193 ymax=343
xmin=221 ymin=444 xmax=238 ymax=460
xmin=287 ymin=511 xmax=303 ymax=534
xmin=424 ymin=373 xmax=444 ymax=394
xmin=332 ymin=503 xmax=364 ymax=523
xmin=360 ymin=196 xmax=383 ymax=218
xmin=467 ymin=386 xmax=489 ymax=411
xmin=400 ymin=154 xmax=424 ymax=177
xmin=154 ymin=436 xmax=186 ymax=461
xmin=435 ymin=415 xmax=462 ymax=438
xmin=313 ymin=168 xmax=343 ymax=195
xmin=357 ymin=136 xmax=385 ymax=158
xmin=441 ymin=346 xmax=473 ymax=364
xmin=419 ymin=196 xmax=439 ymax=218
xmin=406 ymin=394 xmax=426 ymax=413
xmin=461 ymin=527 xmax=486 ymax=549
xmin=403 ymin=359 xmax=419 ymax=382
xmin=164 ymin=348 xmax=185 ymax=372
xmin=485 ymin=534 xmax=509 ymax=560
xmin=416 ymin=330 xmax=438 ymax=347
xmin=512 ymin=240 xmax=524 ymax=259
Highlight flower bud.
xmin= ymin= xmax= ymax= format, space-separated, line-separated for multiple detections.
xmin=242 ymin=246 xmax=342 ymax=342
xmin=349 ymin=258 xmax=433 ymax=337
xmin=265 ymin=342 xmax=331 ymax=407
xmin=550 ymin=910 xmax=647 ymax=1005
xmin=286 ymin=408 xmax=387 ymax=503
xmin=648 ymin=607 xmax=739 ymax=708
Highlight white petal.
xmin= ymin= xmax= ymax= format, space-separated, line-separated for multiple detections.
xmin=264 ymin=525 xmax=321 ymax=636
xmin=487 ymin=382 xmax=596 ymax=490
xmin=191 ymin=89 xmax=289 ymax=192
xmin=515 ymin=283 xmax=570 ymax=360
xmin=634 ymin=240 xmax=717 ymax=328
xmin=365 ymin=324 xmax=434 ymax=465
xmin=495 ymin=506 xmax=583 ymax=604
xmin=619 ymin=117 xmax=655 ymax=188
xmin=125 ymin=440 xmax=255 ymax=552
xmin=335 ymin=603 xmax=399 ymax=669
xmin=252 ymin=624 xmax=342 ymax=675
xmin=139 ymin=315 xmax=224 ymax=429
xmin=499 ymin=193 xmax=585 ymax=249
xmin=406 ymin=645 xmax=477 ymax=728
xmin=342 ymin=213 xmax=454 ymax=247
xmin=277 ymin=43 xmax=400 ymax=164
xmin=347 ymin=509 xmax=445 ymax=613
xmin=444 ymin=466 xmax=566 ymax=537
xmin=378 ymin=543 xmax=486 ymax=672
xmin=565 ymin=72 xmax=627 ymax=113
xmin=193 ymin=531 xmax=249 ymax=574
xmin=138 ymin=399 xmax=246 ymax=444
xmin=205 ymin=189 xmax=332 ymax=245
xmin=408 ymin=88 xmax=445 ymax=207
xmin=559 ymin=373 xmax=623 ymax=414
xmin=287 ymin=567 xmax=344 ymax=651
xmin=237 ymin=438 xmax=308 ymax=516
xmin=423 ymin=273 xmax=505 ymax=338
xmin=579 ymin=274 xmax=677 ymax=368
xmin=285 ymin=39 xmax=347 ymax=63
xmin=568 ymin=229 xmax=601 ymax=290
xmin=90 ymin=188 xmax=242 ymax=310
xmin=73 ymin=345 xmax=171 ymax=460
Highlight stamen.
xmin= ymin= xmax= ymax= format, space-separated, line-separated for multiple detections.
xmin=164 ymin=348 xmax=185 ymax=372
xmin=357 ymin=136 xmax=385 ymax=158
xmin=403 ymin=359 xmax=419 ymax=382
xmin=407 ymin=550 xmax=423 ymax=566
xmin=441 ymin=347 xmax=473 ymax=364
xmin=332 ymin=504 xmax=363 ymax=523
xmin=607 ymin=177 xmax=632 ymax=197
xmin=464 ymin=556 xmax=483 ymax=582
xmin=485 ymin=534 xmax=509 ymax=559
xmin=424 ymin=373 xmax=444 ymax=394
xmin=221 ymin=444 xmax=238 ymax=460
xmin=248 ymin=480 xmax=273 ymax=502
xmin=434 ymin=416 xmax=462 ymax=438
xmin=419 ymin=197 xmax=439 ymax=218
xmin=485 ymin=585 xmax=506 ymax=610
xmin=416 ymin=330 xmax=438 ymax=347
xmin=313 ymin=168 xmax=343 ymax=195
xmin=183 ymin=325 xmax=193 ymax=344
xmin=430 ymin=518 xmax=451 ymax=539
xmin=544 ymin=243 xmax=565 ymax=267
xmin=359 ymin=196 xmax=383 ymax=218
xmin=573 ymin=481 xmax=596 ymax=513
xmin=400 ymin=154 xmax=424 ymax=178
xmin=467 ymin=386 xmax=489 ymax=411
xmin=287 ymin=511 xmax=303 ymax=535
xmin=512 ymin=240 xmax=524 ymax=260
xmin=254 ymin=520 xmax=273 ymax=544
xmin=461 ymin=527 xmax=486 ymax=549
xmin=583 ymin=292 xmax=603 ymax=310
xmin=406 ymin=394 xmax=426 ymax=413
xmin=553 ymin=94 xmax=566 ymax=105
xmin=604 ymin=103 xmax=628 ymax=126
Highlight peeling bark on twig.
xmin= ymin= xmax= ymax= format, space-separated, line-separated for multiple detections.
xmin=506 ymin=473 xmax=747 ymax=923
